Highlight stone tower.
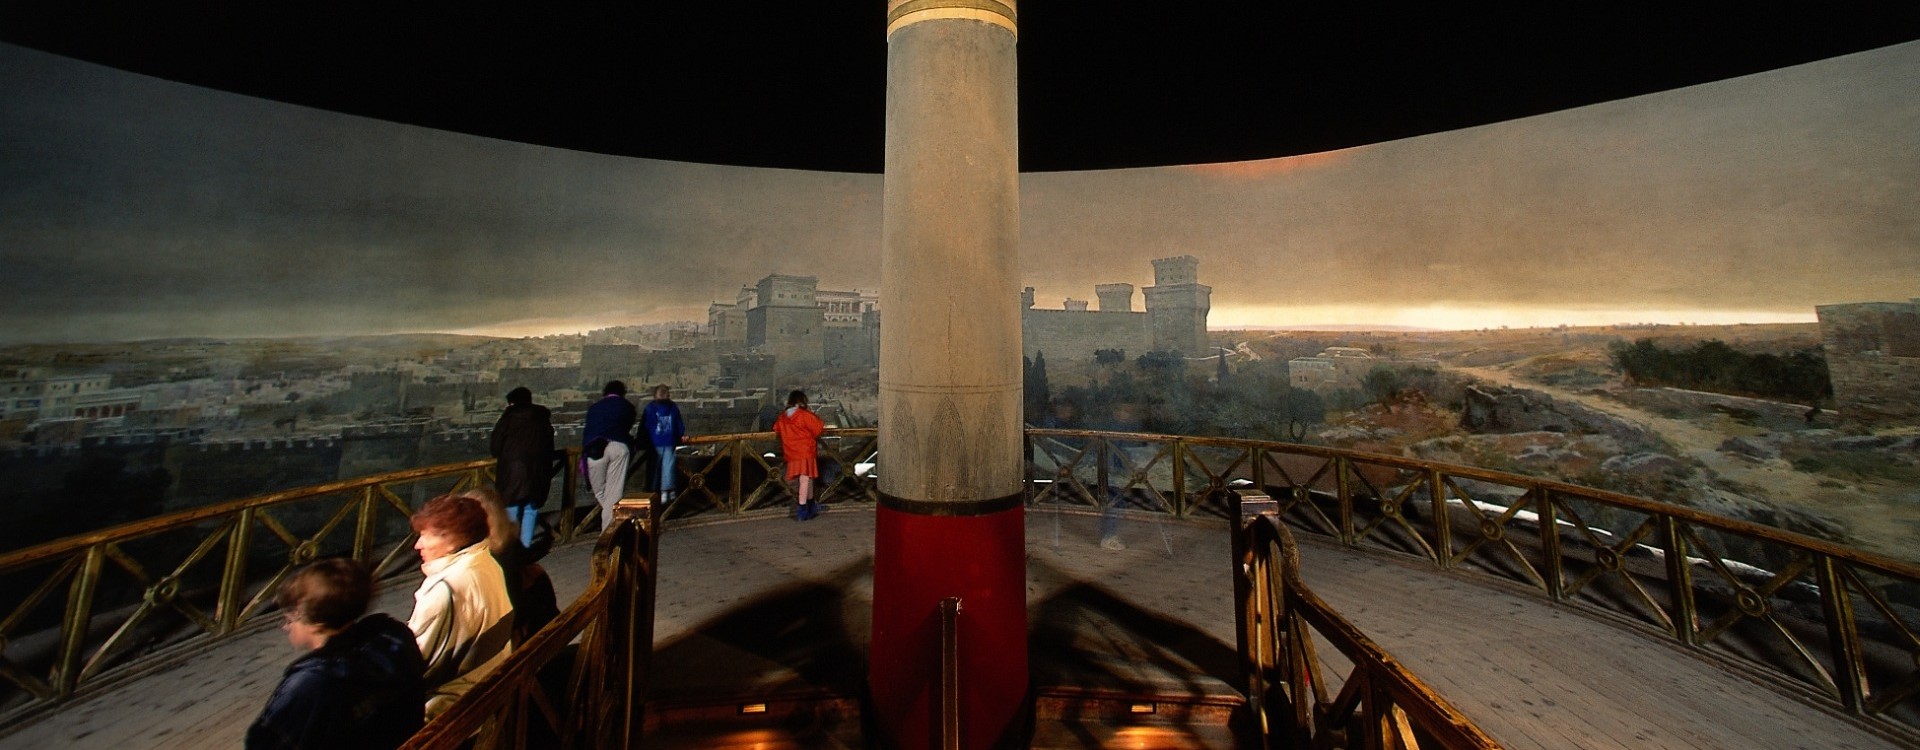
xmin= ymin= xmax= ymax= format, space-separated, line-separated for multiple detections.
xmin=745 ymin=274 xmax=824 ymax=371
xmin=1143 ymin=254 xmax=1211 ymax=355
xmin=1095 ymin=282 xmax=1134 ymax=312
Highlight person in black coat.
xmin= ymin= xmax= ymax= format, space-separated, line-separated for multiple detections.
xmin=248 ymin=558 xmax=426 ymax=750
xmin=490 ymin=386 xmax=555 ymax=548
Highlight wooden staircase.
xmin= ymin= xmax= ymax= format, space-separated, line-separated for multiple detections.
xmin=1029 ymin=687 xmax=1243 ymax=749
xmin=641 ymin=690 xmax=865 ymax=749
xmin=640 ymin=686 xmax=1245 ymax=749
xmin=638 ymin=572 xmax=1249 ymax=748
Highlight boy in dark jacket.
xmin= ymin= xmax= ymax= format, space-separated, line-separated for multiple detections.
xmin=248 ymin=558 xmax=426 ymax=750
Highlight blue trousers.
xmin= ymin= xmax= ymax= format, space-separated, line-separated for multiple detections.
xmin=506 ymin=504 xmax=539 ymax=548
xmin=654 ymin=446 xmax=677 ymax=502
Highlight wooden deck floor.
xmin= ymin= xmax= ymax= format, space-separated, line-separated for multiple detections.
xmin=1292 ymin=539 xmax=1908 ymax=750
xmin=0 ymin=506 xmax=1906 ymax=749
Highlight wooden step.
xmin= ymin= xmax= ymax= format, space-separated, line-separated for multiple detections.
xmin=1029 ymin=685 xmax=1245 ymax=750
xmin=1035 ymin=685 xmax=1242 ymax=725
xmin=1029 ymin=719 xmax=1241 ymax=750
xmin=641 ymin=691 xmax=863 ymax=750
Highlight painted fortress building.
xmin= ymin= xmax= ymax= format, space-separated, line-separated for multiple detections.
xmin=705 ymin=256 xmax=1210 ymax=371
xmin=1021 ymin=255 xmax=1211 ymax=362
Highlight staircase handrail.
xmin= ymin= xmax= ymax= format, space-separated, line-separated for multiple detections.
xmin=1235 ymin=491 xmax=1500 ymax=748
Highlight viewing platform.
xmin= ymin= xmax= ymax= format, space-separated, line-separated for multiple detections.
xmin=1 ymin=429 xmax=1915 ymax=748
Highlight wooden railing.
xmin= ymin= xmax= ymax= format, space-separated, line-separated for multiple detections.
xmin=1233 ymin=491 xmax=1498 ymax=749
xmin=0 ymin=451 xmax=584 ymax=728
xmin=1024 ymin=429 xmax=1920 ymax=738
xmin=401 ymin=497 xmax=658 ymax=750
xmin=4 ymin=427 xmax=1916 ymax=745
xmin=666 ymin=428 xmax=880 ymax=520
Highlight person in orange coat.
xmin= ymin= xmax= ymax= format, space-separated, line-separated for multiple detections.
xmin=772 ymin=389 xmax=827 ymax=521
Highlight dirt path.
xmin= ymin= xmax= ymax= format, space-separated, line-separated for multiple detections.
xmin=1453 ymin=365 xmax=1920 ymax=562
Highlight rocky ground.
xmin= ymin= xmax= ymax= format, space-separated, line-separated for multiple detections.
xmin=1312 ymin=358 xmax=1920 ymax=565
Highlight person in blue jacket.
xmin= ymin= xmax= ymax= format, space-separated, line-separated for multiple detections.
xmin=640 ymin=384 xmax=688 ymax=504
xmin=582 ymin=380 xmax=637 ymax=528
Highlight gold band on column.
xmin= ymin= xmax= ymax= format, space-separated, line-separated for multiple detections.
xmin=887 ymin=0 xmax=1017 ymax=37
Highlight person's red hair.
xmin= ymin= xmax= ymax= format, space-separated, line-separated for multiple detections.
xmin=411 ymin=494 xmax=490 ymax=550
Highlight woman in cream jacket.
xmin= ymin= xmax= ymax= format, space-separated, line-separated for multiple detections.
xmin=408 ymin=494 xmax=515 ymax=718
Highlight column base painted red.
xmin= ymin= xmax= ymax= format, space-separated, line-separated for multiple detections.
xmin=870 ymin=503 xmax=1028 ymax=750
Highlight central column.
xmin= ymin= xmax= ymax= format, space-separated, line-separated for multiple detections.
xmin=874 ymin=2 xmax=1025 ymax=749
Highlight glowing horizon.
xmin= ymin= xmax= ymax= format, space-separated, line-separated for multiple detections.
xmin=1206 ymin=304 xmax=1819 ymax=332
xmin=428 ymin=303 xmax=1821 ymax=342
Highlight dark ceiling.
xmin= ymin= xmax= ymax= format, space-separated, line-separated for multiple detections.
xmin=5 ymin=4 xmax=1919 ymax=173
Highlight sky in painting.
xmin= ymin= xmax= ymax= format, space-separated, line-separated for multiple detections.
xmin=1 ymin=40 xmax=1916 ymax=342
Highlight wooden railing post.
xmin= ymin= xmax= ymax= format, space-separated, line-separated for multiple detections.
xmin=1097 ymin=439 xmax=1112 ymax=514
xmin=1022 ymin=431 xmax=1036 ymax=504
xmin=1362 ymin=673 xmax=1387 ymax=748
xmin=1429 ymin=467 xmax=1452 ymax=571
xmin=559 ymin=449 xmax=579 ymax=544
xmin=1538 ymin=487 xmax=1565 ymax=601
xmin=1335 ymin=456 xmax=1356 ymax=546
xmin=617 ymin=495 xmax=659 ymax=745
xmin=217 ymin=508 xmax=254 ymax=634
xmin=607 ymin=514 xmax=634 ymax=749
xmin=1663 ymin=514 xmax=1698 ymax=646
xmin=1171 ymin=439 xmax=1188 ymax=517
xmin=55 ymin=546 xmax=103 ymax=698
xmin=1231 ymin=491 xmax=1280 ymax=746
xmin=596 ymin=495 xmax=656 ymax=748
xmin=730 ymin=438 xmax=746 ymax=516
xmin=1815 ymin=554 xmax=1868 ymax=713
xmin=353 ymin=486 xmax=379 ymax=563
xmin=1232 ymin=491 xmax=1280 ymax=666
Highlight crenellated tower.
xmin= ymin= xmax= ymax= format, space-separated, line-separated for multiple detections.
xmin=1094 ymin=283 xmax=1134 ymax=312
xmin=1142 ymin=255 xmax=1211 ymax=355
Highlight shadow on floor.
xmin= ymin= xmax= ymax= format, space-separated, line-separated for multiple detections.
xmin=1027 ymin=558 xmax=1239 ymax=697
xmin=647 ymin=557 xmax=872 ymax=702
